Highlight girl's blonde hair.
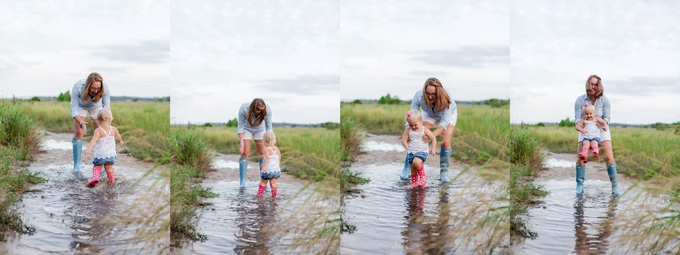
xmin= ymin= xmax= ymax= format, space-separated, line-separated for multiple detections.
xmin=581 ymin=103 xmax=595 ymax=115
xmin=97 ymin=107 xmax=114 ymax=125
xmin=264 ymin=131 xmax=277 ymax=147
xmin=83 ymin=72 xmax=104 ymax=103
xmin=405 ymin=110 xmax=422 ymax=124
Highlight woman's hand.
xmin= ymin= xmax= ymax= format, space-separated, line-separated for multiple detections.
xmin=80 ymin=121 xmax=88 ymax=133
xmin=239 ymin=139 xmax=244 ymax=154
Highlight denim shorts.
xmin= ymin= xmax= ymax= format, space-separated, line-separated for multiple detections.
xmin=407 ymin=152 xmax=428 ymax=164
xmin=93 ymin=156 xmax=116 ymax=166
xmin=261 ymin=171 xmax=281 ymax=179
xmin=581 ymin=137 xmax=601 ymax=144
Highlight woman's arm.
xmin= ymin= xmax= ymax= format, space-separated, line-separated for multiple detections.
xmin=84 ymin=129 xmax=102 ymax=154
xmin=600 ymin=96 xmax=611 ymax=124
xmin=574 ymin=97 xmax=583 ymax=124
xmin=265 ymin=104 xmax=273 ymax=132
xmin=437 ymin=98 xmax=457 ymax=131
xmin=70 ymin=81 xmax=82 ymax=119
xmin=401 ymin=127 xmax=410 ymax=150
xmin=102 ymin=82 xmax=110 ymax=109
xmin=237 ymin=105 xmax=246 ymax=134
xmin=424 ymin=129 xmax=437 ymax=156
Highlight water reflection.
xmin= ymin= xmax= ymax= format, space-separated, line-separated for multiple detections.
xmin=573 ymin=196 xmax=616 ymax=254
xmin=233 ymin=189 xmax=278 ymax=254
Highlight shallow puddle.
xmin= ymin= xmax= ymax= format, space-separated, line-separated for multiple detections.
xmin=360 ymin=141 xmax=405 ymax=152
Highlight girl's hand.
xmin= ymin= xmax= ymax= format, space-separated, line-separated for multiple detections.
xmin=239 ymin=139 xmax=244 ymax=154
xmin=84 ymin=149 xmax=91 ymax=155
xmin=430 ymin=148 xmax=437 ymax=156
xmin=261 ymin=167 xmax=266 ymax=173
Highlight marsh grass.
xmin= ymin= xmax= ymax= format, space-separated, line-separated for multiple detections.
xmin=341 ymin=102 xmax=510 ymax=252
xmin=0 ymin=102 xmax=48 ymax=240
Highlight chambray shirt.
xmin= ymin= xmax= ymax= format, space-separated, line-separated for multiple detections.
xmin=574 ymin=94 xmax=611 ymax=124
xmin=237 ymin=102 xmax=273 ymax=134
xmin=410 ymin=88 xmax=458 ymax=130
xmin=70 ymin=79 xmax=111 ymax=118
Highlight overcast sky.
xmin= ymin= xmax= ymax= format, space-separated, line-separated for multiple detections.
xmin=511 ymin=0 xmax=680 ymax=125
xmin=341 ymin=0 xmax=509 ymax=102
xmin=0 ymin=0 xmax=170 ymax=99
xmin=170 ymin=0 xmax=339 ymax=125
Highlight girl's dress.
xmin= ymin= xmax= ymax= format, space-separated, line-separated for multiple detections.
xmin=261 ymin=146 xmax=281 ymax=179
xmin=582 ymin=119 xmax=601 ymax=142
xmin=93 ymin=126 xmax=117 ymax=165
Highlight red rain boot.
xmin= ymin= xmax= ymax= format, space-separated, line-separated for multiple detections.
xmin=578 ymin=147 xmax=588 ymax=163
xmin=87 ymin=166 xmax=102 ymax=187
xmin=106 ymin=167 xmax=115 ymax=184
xmin=416 ymin=166 xmax=427 ymax=188
xmin=409 ymin=173 xmax=419 ymax=189
xmin=272 ymin=188 xmax=278 ymax=198
xmin=256 ymin=184 xmax=266 ymax=197
xmin=592 ymin=146 xmax=599 ymax=161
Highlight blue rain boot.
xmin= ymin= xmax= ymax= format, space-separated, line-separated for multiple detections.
xmin=575 ymin=164 xmax=585 ymax=195
xmin=239 ymin=158 xmax=248 ymax=188
xmin=439 ymin=147 xmax=451 ymax=183
xmin=72 ymin=137 xmax=82 ymax=172
xmin=400 ymin=154 xmax=410 ymax=180
xmin=607 ymin=163 xmax=621 ymax=196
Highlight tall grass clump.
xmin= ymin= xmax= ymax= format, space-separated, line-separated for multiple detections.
xmin=509 ymin=127 xmax=548 ymax=240
xmin=340 ymin=112 xmax=362 ymax=162
xmin=0 ymin=102 xmax=47 ymax=240
xmin=170 ymin=127 xmax=217 ymax=243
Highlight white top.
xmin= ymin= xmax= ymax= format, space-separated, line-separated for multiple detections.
xmin=94 ymin=127 xmax=117 ymax=159
xmin=582 ymin=119 xmax=600 ymax=139
xmin=407 ymin=128 xmax=429 ymax=154
xmin=264 ymin=146 xmax=281 ymax=173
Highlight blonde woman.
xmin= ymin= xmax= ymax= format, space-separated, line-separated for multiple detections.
xmin=70 ymin=72 xmax=111 ymax=173
xmin=400 ymin=77 xmax=457 ymax=183
xmin=574 ymin=75 xmax=620 ymax=196
xmin=237 ymin=98 xmax=273 ymax=188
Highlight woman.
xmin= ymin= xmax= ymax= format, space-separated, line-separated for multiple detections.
xmin=70 ymin=72 xmax=110 ymax=173
xmin=400 ymin=77 xmax=457 ymax=183
xmin=237 ymin=98 xmax=273 ymax=188
xmin=574 ymin=74 xmax=620 ymax=196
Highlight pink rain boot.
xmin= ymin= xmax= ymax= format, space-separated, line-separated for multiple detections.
xmin=106 ymin=167 xmax=115 ymax=184
xmin=578 ymin=147 xmax=588 ymax=163
xmin=272 ymin=188 xmax=278 ymax=198
xmin=256 ymin=184 xmax=266 ymax=197
xmin=87 ymin=166 xmax=102 ymax=187
xmin=416 ymin=166 xmax=427 ymax=188
xmin=409 ymin=173 xmax=419 ymax=189
xmin=592 ymin=146 xmax=599 ymax=161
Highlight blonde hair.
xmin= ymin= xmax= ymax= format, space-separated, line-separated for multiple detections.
xmin=246 ymin=98 xmax=267 ymax=127
xmin=405 ymin=110 xmax=422 ymax=124
xmin=581 ymin=103 xmax=595 ymax=115
xmin=264 ymin=131 xmax=277 ymax=147
xmin=83 ymin=72 xmax=104 ymax=103
xmin=585 ymin=74 xmax=603 ymax=98
xmin=422 ymin=77 xmax=451 ymax=113
xmin=97 ymin=107 xmax=114 ymax=125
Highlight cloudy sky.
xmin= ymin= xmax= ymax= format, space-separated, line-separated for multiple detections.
xmin=170 ymin=0 xmax=339 ymax=125
xmin=341 ymin=1 xmax=509 ymax=102
xmin=511 ymin=1 xmax=680 ymax=125
xmin=0 ymin=0 xmax=170 ymax=99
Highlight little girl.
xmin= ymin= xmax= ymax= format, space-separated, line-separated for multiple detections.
xmin=256 ymin=131 xmax=281 ymax=198
xmin=575 ymin=103 xmax=607 ymax=163
xmin=84 ymin=107 xmax=123 ymax=186
xmin=401 ymin=110 xmax=437 ymax=189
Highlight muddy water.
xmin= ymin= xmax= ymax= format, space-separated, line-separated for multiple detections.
xmin=514 ymin=153 xmax=676 ymax=254
xmin=175 ymin=153 xmax=337 ymax=254
xmin=0 ymin=132 xmax=169 ymax=254
xmin=341 ymin=134 xmax=507 ymax=254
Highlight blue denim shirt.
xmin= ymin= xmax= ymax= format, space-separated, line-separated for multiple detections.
xmin=70 ymin=79 xmax=111 ymax=118
xmin=574 ymin=93 xmax=611 ymax=124
xmin=410 ymin=88 xmax=458 ymax=130
xmin=237 ymin=102 xmax=273 ymax=134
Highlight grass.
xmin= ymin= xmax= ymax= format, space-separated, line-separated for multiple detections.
xmin=0 ymin=102 xmax=48 ymax=240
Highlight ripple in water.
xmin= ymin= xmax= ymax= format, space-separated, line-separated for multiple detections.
xmin=361 ymin=141 xmax=404 ymax=152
